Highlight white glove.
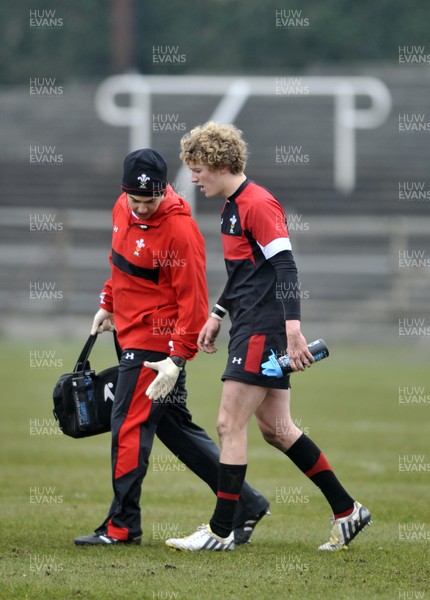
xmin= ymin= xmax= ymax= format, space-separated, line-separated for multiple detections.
xmin=144 ymin=357 xmax=181 ymax=400
xmin=91 ymin=309 xmax=115 ymax=335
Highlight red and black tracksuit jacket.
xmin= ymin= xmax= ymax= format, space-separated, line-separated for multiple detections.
xmin=99 ymin=185 xmax=208 ymax=359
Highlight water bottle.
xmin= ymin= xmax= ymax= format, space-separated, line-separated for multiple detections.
xmin=261 ymin=339 xmax=329 ymax=378
xmin=72 ymin=374 xmax=94 ymax=429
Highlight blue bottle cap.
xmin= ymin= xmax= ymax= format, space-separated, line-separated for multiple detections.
xmin=261 ymin=350 xmax=283 ymax=378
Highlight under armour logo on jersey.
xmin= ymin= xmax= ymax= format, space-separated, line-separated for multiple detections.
xmin=125 ymin=352 xmax=135 ymax=360
xmin=113 ymin=225 xmax=119 ymax=232
xmin=103 ymin=382 xmax=115 ymax=402
xmin=229 ymin=214 xmax=237 ymax=233
xmin=232 ymin=356 xmax=242 ymax=364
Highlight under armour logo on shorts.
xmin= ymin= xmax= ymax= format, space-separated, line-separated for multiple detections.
xmin=125 ymin=352 xmax=135 ymax=360
xmin=232 ymin=356 xmax=242 ymax=364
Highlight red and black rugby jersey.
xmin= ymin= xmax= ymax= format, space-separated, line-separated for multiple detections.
xmin=220 ymin=179 xmax=295 ymax=337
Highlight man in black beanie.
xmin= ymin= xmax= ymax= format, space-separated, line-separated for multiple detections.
xmin=74 ymin=148 xmax=269 ymax=546
xmin=121 ymin=148 xmax=168 ymax=197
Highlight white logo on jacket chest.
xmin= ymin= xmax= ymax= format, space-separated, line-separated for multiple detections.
xmin=133 ymin=238 xmax=145 ymax=256
xmin=229 ymin=214 xmax=237 ymax=233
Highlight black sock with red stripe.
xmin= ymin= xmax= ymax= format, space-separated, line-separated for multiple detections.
xmin=285 ymin=434 xmax=354 ymax=517
xmin=209 ymin=463 xmax=247 ymax=538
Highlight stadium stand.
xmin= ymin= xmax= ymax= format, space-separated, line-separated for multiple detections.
xmin=1 ymin=68 xmax=429 ymax=341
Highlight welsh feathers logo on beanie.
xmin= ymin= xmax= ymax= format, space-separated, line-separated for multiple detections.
xmin=121 ymin=149 xmax=168 ymax=196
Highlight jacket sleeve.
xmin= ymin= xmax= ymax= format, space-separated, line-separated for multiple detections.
xmin=166 ymin=218 xmax=209 ymax=360
xmin=98 ymin=201 xmax=118 ymax=313
xmin=99 ymin=274 xmax=114 ymax=313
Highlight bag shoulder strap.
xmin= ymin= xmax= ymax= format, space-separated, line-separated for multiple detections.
xmin=74 ymin=334 xmax=98 ymax=372
xmin=73 ymin=331 xmax=122 ymax=373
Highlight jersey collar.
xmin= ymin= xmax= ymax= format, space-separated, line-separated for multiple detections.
xmin=227 ymin=178 xmax=251 ymax=203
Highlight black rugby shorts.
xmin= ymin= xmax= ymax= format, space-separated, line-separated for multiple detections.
xmin=221 ymin=332 xmax=291 ymax=389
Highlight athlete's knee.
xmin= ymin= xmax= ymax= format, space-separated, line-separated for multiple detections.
xmin=216 ymin=413 xmax=246 ymax=444
xmin=258 ymin=417 xmax=301 ymax=450
xmin=255 ymin=417 xmax=278 ymax=446
xmin=216 ymin=415 xmax=232 ymax=440
xmin=260 ymin=426 xmax=285 ymax=450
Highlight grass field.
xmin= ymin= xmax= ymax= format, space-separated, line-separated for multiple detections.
xmin=1 ymin=338 xmax=429 ymax=600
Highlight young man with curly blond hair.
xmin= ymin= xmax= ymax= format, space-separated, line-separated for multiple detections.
xmin=166 ymin=122 xmax=371 ymax=552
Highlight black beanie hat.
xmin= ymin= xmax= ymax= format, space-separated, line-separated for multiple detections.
xmin=121 ymin=148 xmax=168 ymax=196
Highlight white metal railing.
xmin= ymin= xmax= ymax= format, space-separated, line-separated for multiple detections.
xmin=94 ymin=74 xmax=392 ymax=202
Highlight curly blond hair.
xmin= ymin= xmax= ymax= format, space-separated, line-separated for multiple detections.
xmin=180 ymin=122 xmax=248 ymax=174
